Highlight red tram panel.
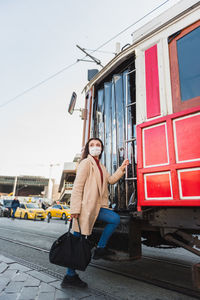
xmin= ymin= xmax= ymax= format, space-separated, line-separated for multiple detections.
xmin=143 ymin=124 xmax=169 ymax=167
xmin=145 ymin=172 xmax=172 ymax=199
xmin=137 ymin=107 xmax=200 ymax=209
xmin=178 ymin=168 xmax=200 ymax=198
xmin=145 ymin=45 xmax=161 ymax=119
xmin=174 ymin=113 xmax=200 ymax=162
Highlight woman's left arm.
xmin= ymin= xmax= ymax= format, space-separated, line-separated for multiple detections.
xmin=106 ymin=159 xmax=129 ymax=184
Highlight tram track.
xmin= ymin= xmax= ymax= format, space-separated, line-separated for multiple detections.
xmin=0 ymin=227 xmax=193 ymax=268
xmin=0 ymin=225 xmax=61 ymax=240
xmin=0 ymin=225 xmax=195 ymax=267
xmin=0 ymin=234 xmax=199 ymax=299
xmin=0 ymin=233 xmax=191 ymax=268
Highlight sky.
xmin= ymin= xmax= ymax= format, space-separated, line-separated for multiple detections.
xmin=0 ymin=0 xmax=180 ymax=183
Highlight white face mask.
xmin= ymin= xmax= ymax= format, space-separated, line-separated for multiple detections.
xmin=89 ymin=146 xmax=101 ymax=157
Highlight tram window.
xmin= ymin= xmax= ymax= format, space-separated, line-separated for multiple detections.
xmin=177 ymin=26 xmax=200 ymax=101
xmin=104 ymin=82 xmax=112 ymax=175
xmin=169 ymin=21 xmax=200 ymax=113
xmin=91 ymin=62 xmax=136 ymax=209
xmin=114 ymin=74 xmax=125 ymax=166
xmin=111 ymin=82 xmax=117 ymax=174
xmin=92 ymin=97 xmax=98 ymax=137
xmin=97 ymin=89 xmax=105 ymax=163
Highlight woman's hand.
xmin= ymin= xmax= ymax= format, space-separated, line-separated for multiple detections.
xmin=120 ymin=159 xmax=129 ymax=171
xmin=71 ymin=214 xmax=80 ymax=219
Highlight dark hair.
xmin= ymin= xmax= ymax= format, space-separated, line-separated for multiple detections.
xmin=81 ymin=138 xmax=104 ymax=160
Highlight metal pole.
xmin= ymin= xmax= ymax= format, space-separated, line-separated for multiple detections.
xmin=12 ymin=176 xmax=18 ymax=197
xmin=48 ymin=163 xmax=60 ymax=203
xmin=125 ymin=69 xmax=136 ymax=207
xmin=125 ymin=73 xmax=129 ymax=207
xmin=47 ymin=164 xmax=52 ymax=201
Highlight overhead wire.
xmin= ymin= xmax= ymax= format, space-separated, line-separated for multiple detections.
xmin=0 ymin=61 xmax=78 ymax=108
xmin=90 ymin=0 xmax=169 ymax=53
xmin=0 ymin=0 xmax=170 ymax=108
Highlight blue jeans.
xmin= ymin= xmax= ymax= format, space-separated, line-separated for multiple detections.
xmin=67 ymin=208 xmax=120 ymax=276
xmin=11 ymin=208 xmax=17 ymax=218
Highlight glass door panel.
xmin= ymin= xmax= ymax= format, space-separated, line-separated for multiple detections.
xmin=91 ymin=64 xmax=136 ymax=210
xmin=97 ymin=89 xmax=105 ymax=164
xmin=123 ymin=70 xmax=137 ymax=209
xmin=104 ymin=82 xmax=112 ymax=175
xmin=113 ymin=74 xmax=126 ymax=209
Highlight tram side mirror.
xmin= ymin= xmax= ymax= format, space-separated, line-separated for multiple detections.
xmin=68 ymin=92 xmax=77 ymax=115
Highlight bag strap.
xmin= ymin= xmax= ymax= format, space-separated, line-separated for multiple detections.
xmin=68 ymin=218 xmax=82 ymax=234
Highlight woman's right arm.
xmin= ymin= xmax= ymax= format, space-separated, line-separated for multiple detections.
xmin=70 ymin=159 xmax=89 ymax=216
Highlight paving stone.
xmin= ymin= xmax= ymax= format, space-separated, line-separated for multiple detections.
xmin=0 ymin=255 xmax=15 ymax=264
xmin=0 ymin=269 xmax=17 ymax=279
xmin=0 ymin=292 xmax=19 ymax=300
xmin=0 ymin=276 xmax=10 ymax=289
xmin=49 ymin=280 xmax=63 ymax=290
xmin=0 ymin=286 xmax=5 ymax=293
xmin=27 ymin=270 xmax=56 ymax=283
xmin=12 ymin=272 xmax=29 ymax=282
xmin=8 ymin=263 xmax=32 ymax=272
xmin=87 ymin=289 xmax=104 ymax=296
xmin=24 ymin=275 xmax=40 ymax=287
xmin=56 ymin=297 xmax=76 ymax=300
xmin=39 ymin=282 xmax=55 ymax=292
xmin=85 ymin=295 xmax=116 ymax=300
xmin=4 ymin=281 xmax=24 ymax=293
xmin=56 ymin=298 xmax=78 ymax=300
xmin=18 ymin=286 xmax=39 ymax=300
xmin=55 ymin=290 xmax=73 ymax=299
xmin=0 ymin=277 xmax=10 ymax=285
xmin=55 ymin=287 xmax=91 ymax=299
xmin=0 ymin=262 xmax=8 ymax=273
xmin=37 ymin=292 xmax=55 ymax=300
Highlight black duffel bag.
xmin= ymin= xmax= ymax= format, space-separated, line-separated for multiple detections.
xmin=49 ymin=218 xmax=92 ymax=271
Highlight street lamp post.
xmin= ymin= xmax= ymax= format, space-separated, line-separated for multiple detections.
xmin=47 ymin=163 xmax=60 ymax=202
xmin=16 ymin=184 xmax=28 ymax=196
xmin=12 ymin=177 xmax=28 ymax=197
xmin=12 ymin=176 xmax=18 ymax=197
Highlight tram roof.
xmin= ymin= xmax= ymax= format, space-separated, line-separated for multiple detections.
xmin=131 ymin=0 xmax=199 ymax=45
xmin=83 ymin=0 xmax=199 ymax=93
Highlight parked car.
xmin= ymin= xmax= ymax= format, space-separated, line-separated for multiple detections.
xmin=0 ymin=205 xmax=3 ymax=217
xmin=0 ymin=199 xmax=13 ymax=217
xmin=45 ymin=204 xmax=70 ymax=220
xmin=0 ymin=204 xmax=10 ymax=217
xmin=15 ymin=203 xmax=46 ymax=220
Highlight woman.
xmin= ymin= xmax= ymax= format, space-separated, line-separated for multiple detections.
xmin=61 ymin=138 xmax=129 ymax=288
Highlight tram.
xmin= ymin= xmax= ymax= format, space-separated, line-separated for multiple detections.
xmin=73 ymin=0 xmax=200 ymax=259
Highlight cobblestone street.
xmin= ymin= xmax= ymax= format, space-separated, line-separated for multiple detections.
xmin=0 ymin=255 xmax=115 ymax=300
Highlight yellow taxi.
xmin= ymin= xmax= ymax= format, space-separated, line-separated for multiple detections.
xmin=15 ymin=203 xmax=46 ymax=220
xmin=45 ymin=204 xmax=70 ymax=220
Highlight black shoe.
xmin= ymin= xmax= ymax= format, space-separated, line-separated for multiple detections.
xmin=92 ymin=247 xmax=115 ymax=260
xmin=61 ymin=274 xmax=88 ymax=288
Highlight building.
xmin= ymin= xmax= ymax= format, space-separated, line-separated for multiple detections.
xmin=58 ymin=154 xmax=80 ymax=204
xmin=51 ymin=183 xmax=61 ymax=203
xmin=0 ymin=175 xmax=49 ymax=196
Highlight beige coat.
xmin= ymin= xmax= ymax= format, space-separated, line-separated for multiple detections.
xmin=70 ymin=154 xmax=125 ymax=235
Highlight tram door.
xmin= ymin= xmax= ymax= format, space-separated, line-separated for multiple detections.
xmin=93 ymin=65 xmax=136 ymax=210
